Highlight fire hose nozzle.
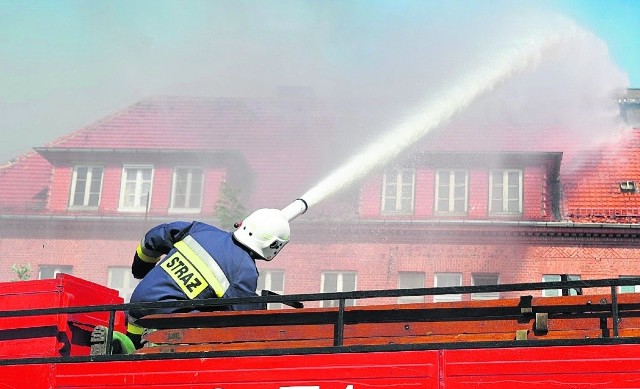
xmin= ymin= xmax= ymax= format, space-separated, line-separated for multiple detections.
xmin=281 ymin=198 xmax=308 ymax=222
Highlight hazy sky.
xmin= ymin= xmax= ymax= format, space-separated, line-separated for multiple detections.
xmin=0 ymin=0 xmax=638 ymax=163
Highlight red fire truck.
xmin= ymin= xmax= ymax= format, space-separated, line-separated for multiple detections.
xmin=2 ymin=273 xmax=640 ymax=388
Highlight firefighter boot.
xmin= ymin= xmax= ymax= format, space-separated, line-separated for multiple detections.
xmin=90 ymin=325 xmax=136 ymax=355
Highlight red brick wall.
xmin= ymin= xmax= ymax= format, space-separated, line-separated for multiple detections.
xmin=49 ymin=165 xmax=72 ymax=212
xmin=3 ymin=231 xmax=640 ymax=304
xmin=202 ymin=169 xmax=225 ymax=216
xmin=100 ymin=165 xmax=123 ymax=212
xmin=414 ymin=170 xmax=434 ymax=216
xmin=359 ymin=175 xmax=382 ymax=217
xmin=255 ymin=240 xmax=640 ymax=306
xmin=523 ymin=166 xmax=548 ymax=219
xmin=468 ymin=169 xmax=489 ymax=217
xmin=150 ymin=166 xmax=172 ymax=213
xmin=0 ymin=236 xmax=138 ymax=285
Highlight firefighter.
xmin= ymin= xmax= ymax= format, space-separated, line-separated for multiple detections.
xmin=92 ymin=208 xmax=291 ymax=354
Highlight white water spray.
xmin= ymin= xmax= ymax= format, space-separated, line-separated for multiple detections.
xmin=298 ymin=23 xmax=587 ymax=209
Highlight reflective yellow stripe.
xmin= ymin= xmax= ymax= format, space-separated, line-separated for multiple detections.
xmin=160 ymin=250 xmax=209 ymax=299
xmin=136 ymin=243 xmax=158 ymax=263
xmin=174 ymin=237 xmax=230 ymax=297
xmin=127 ymin=322 xmax=144 ymax=335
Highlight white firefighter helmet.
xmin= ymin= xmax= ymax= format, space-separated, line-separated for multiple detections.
xmin=233 ymin=208 xmax=291 ymax=261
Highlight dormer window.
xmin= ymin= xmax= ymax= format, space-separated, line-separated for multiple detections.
xmin=620 ymin=181 xmax=637 ymax=193
xmin=68 ymin=165 xmax=103 ymax=210
xmin=381 ymin=168 xmax=415 ymax=214
xmin=489 ymin=169 xmax=523 ymax=215
xmin=169 ymin=166 xmax=204 ymax=213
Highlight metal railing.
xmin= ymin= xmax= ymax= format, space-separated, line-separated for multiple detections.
xmin=1 ymin=277 xmax=640 ymax=364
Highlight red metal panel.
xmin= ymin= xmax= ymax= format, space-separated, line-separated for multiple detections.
xmin=0 ymin=364 xmax=54 ymax=388
xmin=4 ymin=345 xmax=640 ymax=387
xmin=443 ymin=343 xmax=640 ymax=388
xmin=0 ymin=274 xmax=125 ymax=358
xmin=53 ymin=351 xmax=439 ymax=388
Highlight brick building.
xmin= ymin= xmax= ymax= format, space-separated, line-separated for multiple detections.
xmin=1 ymin=90 xmax=640 ymax=306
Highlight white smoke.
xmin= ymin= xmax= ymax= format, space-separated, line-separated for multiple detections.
xmin=302 ymin=15 xmax=629 ymax=206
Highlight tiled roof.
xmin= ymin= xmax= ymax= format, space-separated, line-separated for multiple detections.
xmin=0 ymin=95 xmax=336 ymax=213
xmin=562 ymin=128 xmax=640 ymax=222
xmin=0 ymin=151 xmax=52 ymax=213
xmin=1 ymin=93 xmax=639 ymax=224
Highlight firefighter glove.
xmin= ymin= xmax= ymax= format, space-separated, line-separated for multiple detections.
xmin=132 ymin=253 xmax=155 ymax=279
xmin=131 ymin=244 xmax=158 ymax=279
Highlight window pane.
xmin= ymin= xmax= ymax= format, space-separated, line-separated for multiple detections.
xmin=110 ymin=268 xmax=126 ymax=288
xmin=322 ymin=272 xmax=356 ymax=308
xmin=257 ymin=270 xmax=285 ymax=309
xmin=39 ymin=265 xmax=73 ymax=279
xmin=73 ymin=191 xmax=84 ymax=206
xmin=108 ymin=267 xmax=139 ymax=303
xmin=270 ymin=271 xmax=284 ymax=289
xmin=434 ymin=273 xmax=462 ymax=302
xmin=472 ymin=273 xmax=499 ymax=300
xmin=120 ymin=166 xmax=153 ymax=210
xmin=171 ymin=167 xmax=203 ymax=209
xmin=621 ymin=285 xmax=636 ymax=293
xmin=342 ymin=273 xmax=356 ymax=291
xmin=384 ymin=198 xmax=396 ymax=210
xmin=386 ymin=181 xmax=397 ymax=193
xmin=382 ymin=168 xmax=414 ymax=212
xmin=398 ymin=272 xmax=425 ymax=304
xmin=70 ymin=166 xmax=102 ymax=207
xmin=493 ymin=171 xmax=504 ymax=185
xmin=507 ymin=198 xmax=520 ymax=212
xmin=323 ymin=273 xmax=338 ymax=292
xmin=76 ymin=167 xmax=88 ymax=179
xmin=542 ymin=274 xmax=580 ymax=297
xmin=620 ymin=276 xmax=640 ymax=293
xmin=490 ymin=170 xmax=522 ymax=214
xmin=175 ymin=193 xmax=186 ymax=208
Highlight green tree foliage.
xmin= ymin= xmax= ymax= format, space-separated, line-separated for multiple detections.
xmin=10 ymin=263 xmax=32 ymax=281
xmin=214 ymin=182 xmax=248 ymax=231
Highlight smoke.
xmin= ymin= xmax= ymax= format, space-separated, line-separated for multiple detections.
xmin=0 ymin=0 xmax=630 ymax=165
xmin=302 ymin=15 xmax=623 ymax=206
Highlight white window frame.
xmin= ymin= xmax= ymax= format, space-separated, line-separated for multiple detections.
xmin=258 ymin=269 xmax=285 ymax=310
xmin=38 ymin=265 xmax=73 ymax=279
xmin=68 ymin=165 xmax=104 ymax=209
xmin=321 ymin=271 xmax=357 ymax=308
xmin=397 ymin=271 xmax=425 ymax=304
xmin=471 ymin=273 xmax=500 ymax=300
xmin=107 ymin=267 xmax=140 ymax=303
xmin=169 ymin=166 xmax=204 ymax=213
xmin=542 ymin=274 xmax=581 ymax=297
xmin=435 ymin=169 xmax=469 ymax=214
xmin=434 ymin=272 xmax=462 ymax=302
xmin=381 ymin=168 xmax=415 ymax=214
xmin=118 ymin=165 xmax=154 ymax=212
xmin=489 ymin=169 xmax=523 ymax=215
xmin=619 ymin=276 xmax=640 ymax=294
